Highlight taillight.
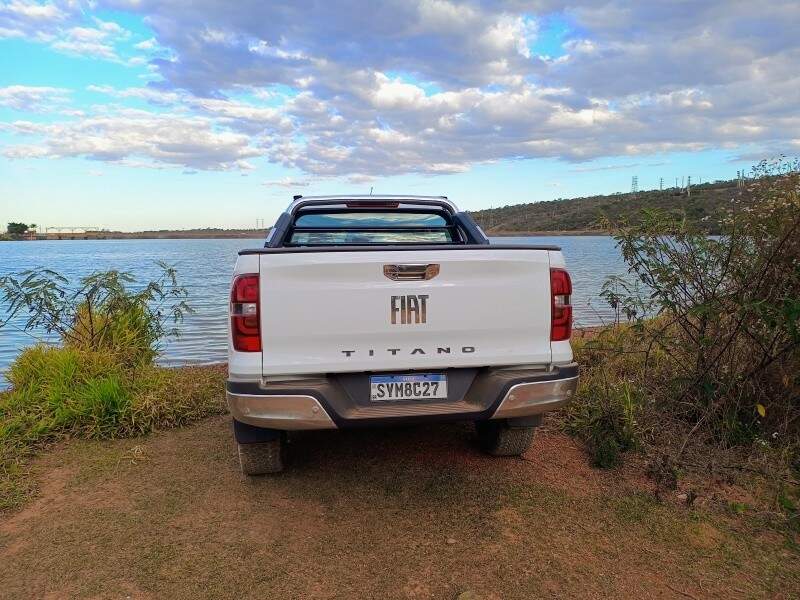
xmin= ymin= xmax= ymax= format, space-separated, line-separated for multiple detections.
xmin=550 ymin=268 xmax=572 ymax=341
xmin=231 ymin=274 xmax=261 ymax=352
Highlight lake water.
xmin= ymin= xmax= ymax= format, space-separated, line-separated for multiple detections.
xmin=0 ymin=236 xmax=626 ymax=383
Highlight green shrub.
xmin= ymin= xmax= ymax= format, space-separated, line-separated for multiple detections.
xmin=5 ymin=345 xmax=126 ymax=440
xmin=566 ymin=380 xmax=641 ymax=469
xmin=71 ymin=301 xmax=159 ymax=366
xmin=0 ymin=262 xmax=191 ymax=367
xmin=599 ymin=160 xmax=800 ymax=448
xmin=565 ymin=328 xmax=650 ymax=468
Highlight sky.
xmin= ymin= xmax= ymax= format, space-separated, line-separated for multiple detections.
xmin=0 ymin=1 xmax=798 ymax=231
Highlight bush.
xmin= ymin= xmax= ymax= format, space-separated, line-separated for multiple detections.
xmin=5 ymin=345 xmax=128 ymax=441
xmin=565 ymin=326 xmax=652 ymax=468
xmin=564 ymin=160 xmax=800 ymax=486
xmin=566 ymin=380 xmax=641 ymax=468
xmin=600 ymin=159 xmax=800 ymax=448
xmin=0 ymin=262 xmax=191 ymax=367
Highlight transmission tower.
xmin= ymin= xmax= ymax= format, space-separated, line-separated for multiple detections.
xmin=687 ymin=175 xmax=692 ymax=198
xmin=659 ymin=177 xmax=663 ymax=191
xmin=631 ymin=175 xmax=639 ymax=197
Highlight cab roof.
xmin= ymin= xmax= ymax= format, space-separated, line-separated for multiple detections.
xmin=287 ymin=195 xmax=458 ymax=214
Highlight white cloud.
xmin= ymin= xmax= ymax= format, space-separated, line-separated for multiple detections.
xmin=5 ymin=0 xmax=64 ymax=20
xmin=134 ymin=37 xmax=157 ymax=50
xmin=4 ymin=110 xmax=262 ymax=171
xmin=0 ymin=0 xmax=69 ymax=40
xmin=262 ymin=177 xmax=311 ymax=188
xmin=190 ymin=97 xmax=292 ymax=132
xmin=49 ymin=19 xmax=130 ymax=60
xmin=347 ymin=174 xmax=375 ymax=184
xmin=0 ymin=85 xmax=69 ymax=111
xmin=0 ymin=3 xmax=130 ymax=60
xmin=51 ymin=38 xmax=117 ymax=60
xmin=86 ymin=84 xmax=183 ymax=104
xmin=86 ymin=85 xmax=294 ymax=133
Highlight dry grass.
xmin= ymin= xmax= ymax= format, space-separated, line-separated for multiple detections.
xmin=1 ymin=414 xmax=798 ymax=599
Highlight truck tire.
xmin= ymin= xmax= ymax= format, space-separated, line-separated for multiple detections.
xmin=237 ymin=439 xmax=284 ymax=475
xmin=475 ymin=420 xmax=536 ymax=456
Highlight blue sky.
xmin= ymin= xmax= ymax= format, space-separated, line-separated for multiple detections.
xmin=1 ymin=1 xmax=797 ymax=231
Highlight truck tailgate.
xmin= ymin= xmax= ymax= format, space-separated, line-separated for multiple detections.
xmin=258 ymin=248 xmax=552 ymax=375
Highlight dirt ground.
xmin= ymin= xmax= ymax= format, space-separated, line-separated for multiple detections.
xmin=1 ymin=416 xmax=797 ymax=599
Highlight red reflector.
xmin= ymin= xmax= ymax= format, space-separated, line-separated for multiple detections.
xmin=550 ymin=268 xmax=573 ymax=341
xmin=231 ymin=274 xmax=261 ymax=352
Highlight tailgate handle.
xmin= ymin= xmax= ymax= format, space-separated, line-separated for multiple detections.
xmin=383 ymin=264 xmax=440 ymax=281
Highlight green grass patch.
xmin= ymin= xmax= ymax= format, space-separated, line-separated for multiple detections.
xmin=0 ymin=345 xmax=225 ymax=511
xmin=609 ymin=491 xmax=659 ymax=524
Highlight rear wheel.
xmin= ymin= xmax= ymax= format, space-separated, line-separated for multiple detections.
xmin=237 ymin=439 xmax=284 ymax=475
xmin=476 ymin=420 xmax=536 ymax=456
xmin=233 ymin=419 xmax=285 ymax=475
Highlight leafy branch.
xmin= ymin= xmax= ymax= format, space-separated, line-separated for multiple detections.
xmin=0 ymin=262 xmax=193 ymax=367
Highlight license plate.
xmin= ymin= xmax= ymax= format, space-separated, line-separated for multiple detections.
xmin=370 ymin=373 xmax=447 ymax=402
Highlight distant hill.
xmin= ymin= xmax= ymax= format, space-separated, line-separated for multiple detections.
xmin=469 ymin=178 xmax=749 ymax=235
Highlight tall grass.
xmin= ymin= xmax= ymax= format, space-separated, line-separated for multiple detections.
xmin=565 ymin=326 xmax=657 ymax=468
xmin=3 ymin=345 xmax=225 ymax=442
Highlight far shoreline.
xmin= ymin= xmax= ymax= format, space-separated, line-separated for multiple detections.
xmin=5 ymin=228 xmax=610 ymax=241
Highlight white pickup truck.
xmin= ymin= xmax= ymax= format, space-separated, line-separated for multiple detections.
xmin=227 ymin=195 xmax=578 ymax=474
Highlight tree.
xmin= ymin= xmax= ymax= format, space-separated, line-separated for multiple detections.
xmin=6 ymin=222 xmax=30 ymax=235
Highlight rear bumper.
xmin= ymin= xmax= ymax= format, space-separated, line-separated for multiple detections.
xmin=226 ymin=363 xmax=578 ymax=431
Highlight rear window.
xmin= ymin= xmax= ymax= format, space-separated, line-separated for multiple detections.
xmin=295 ymin=212 xmax=447 ymax=227
xmin=287 ymin=210 xmax=457 ymax=245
